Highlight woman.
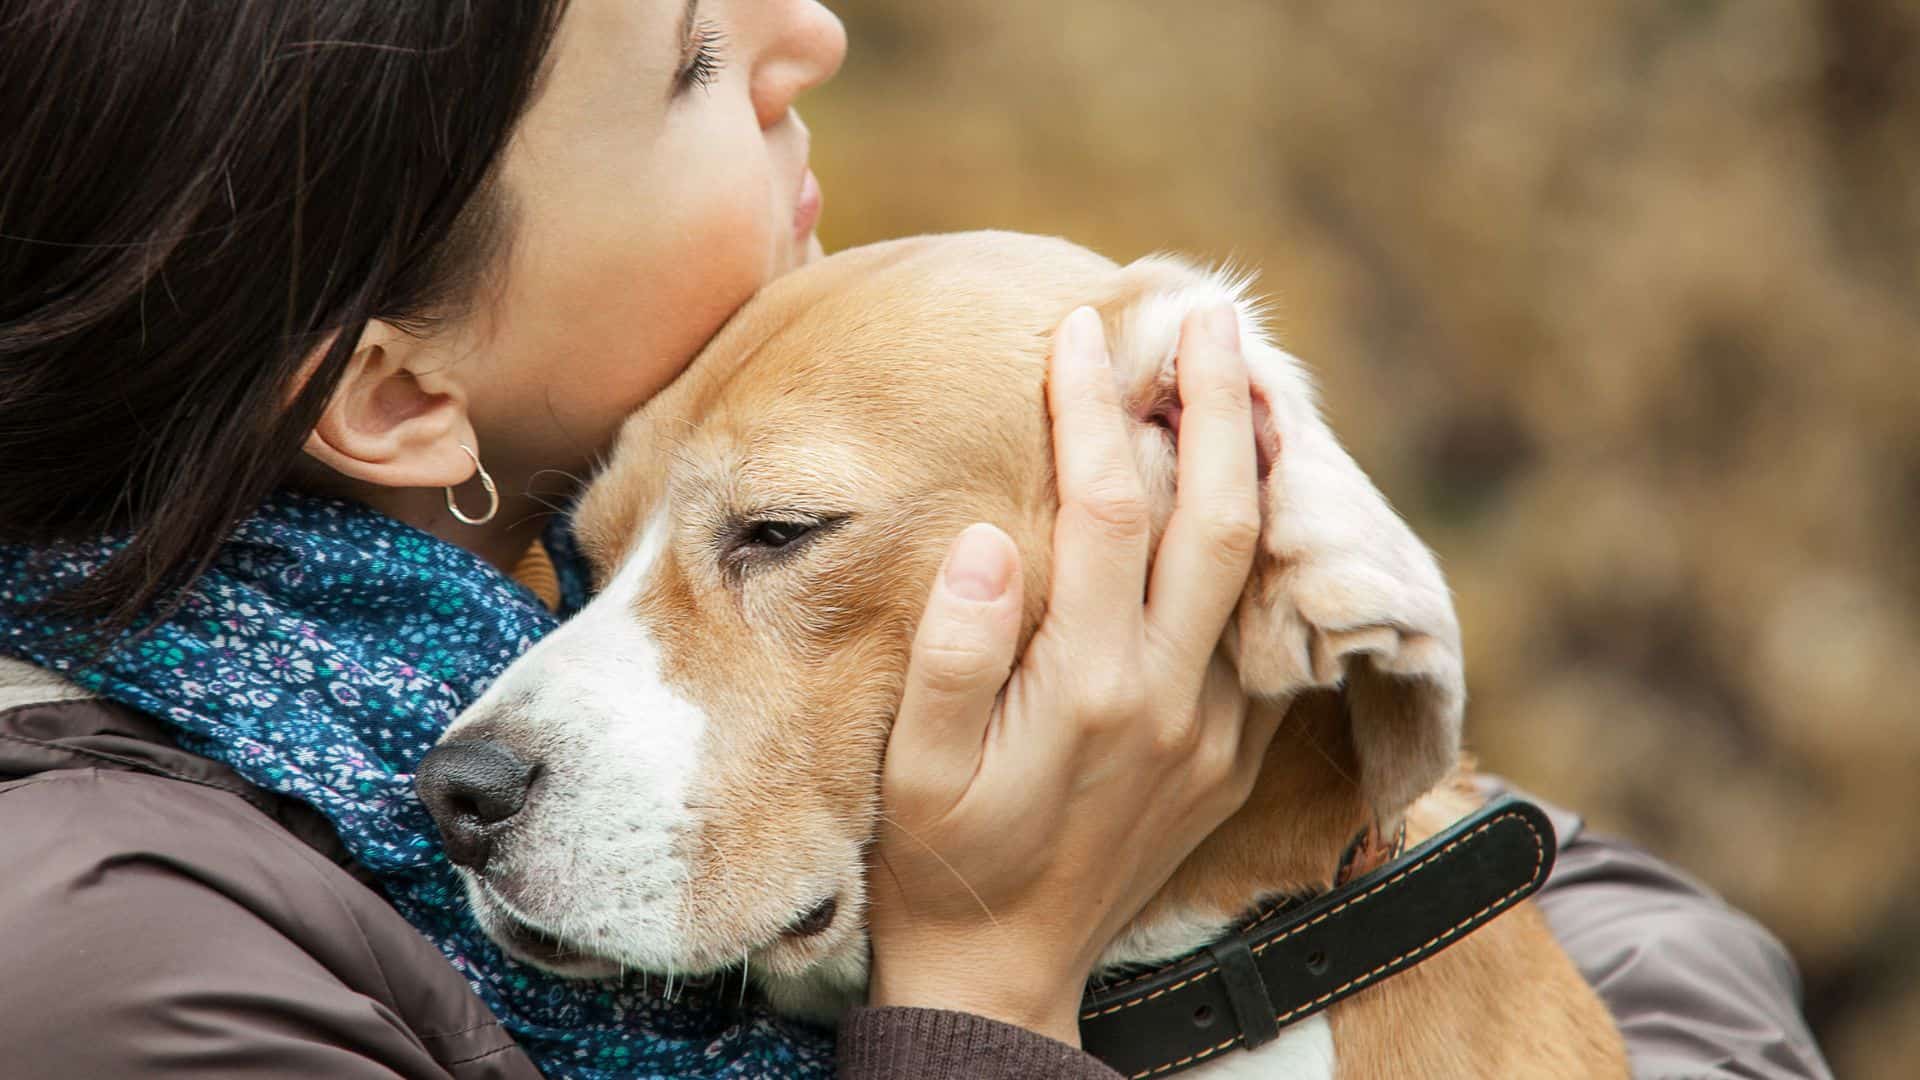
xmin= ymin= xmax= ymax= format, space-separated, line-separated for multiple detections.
xmin=0 ymin=2 xmax=1828 ymax=1078
xmin=0 ymin=1 xmax=1303 ymax=1074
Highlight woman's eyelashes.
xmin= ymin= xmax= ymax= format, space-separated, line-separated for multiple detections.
xmin=675 ymin=20 xmax=727 ymax=95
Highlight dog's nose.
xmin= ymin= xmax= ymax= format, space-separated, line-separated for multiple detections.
xmin=416 ymin=740 xmax=539 ymax=870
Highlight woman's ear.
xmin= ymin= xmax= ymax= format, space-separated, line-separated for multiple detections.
xmin=301 ymin=320 xmax=479 ymax=491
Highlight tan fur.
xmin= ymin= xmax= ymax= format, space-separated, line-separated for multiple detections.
xmin=567 ymin=232 xmax=1626 ymax=1074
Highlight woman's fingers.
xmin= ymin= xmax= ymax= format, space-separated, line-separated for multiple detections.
xmin=1231 ymin=673 xmax=1289 ymax=792
xmin=1146 ymin=304 xmax=1262 ymax=666
xmin=1045 ymin=306 xmax=1153 ymax=652
xmin=868 ymin=307 xmax=1275 ymax=1046
xmin=886 ymin=524 xmax=1026 ymax=821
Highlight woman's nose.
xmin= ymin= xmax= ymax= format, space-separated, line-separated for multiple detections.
xmin=416 ymin=740 xmax=540 ymax=870
xmin=752 ymin=1 xmax=848 ymax=129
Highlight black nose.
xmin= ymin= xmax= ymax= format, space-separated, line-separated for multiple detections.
xmin=416 ymin=740 xmax=538 ymax=870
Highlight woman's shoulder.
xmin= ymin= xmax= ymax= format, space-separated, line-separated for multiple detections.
xmin=0 ymin=661 xmax=537 ymax=1079
xmin=1 ymin=658 xmax=330 ymax=872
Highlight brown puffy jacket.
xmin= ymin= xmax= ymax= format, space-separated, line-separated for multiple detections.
xmin=0 ymin=657 xmax=1829 ymax=1079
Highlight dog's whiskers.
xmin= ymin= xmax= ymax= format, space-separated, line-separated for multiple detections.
xmin=528 ymin=466 xmax=588 ymax=490
xmin=878 ymin=812 xmax=999 ymax=928
xmin=1295 ymin=710 xmax=1360 ymax=790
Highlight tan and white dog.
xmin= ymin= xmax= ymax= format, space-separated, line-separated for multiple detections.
xmin=423 ymin=233 xmax=1627 ymax=1078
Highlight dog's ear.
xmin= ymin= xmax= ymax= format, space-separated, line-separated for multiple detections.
xmin=1096 ymin=257 xmax=1464 ymax=827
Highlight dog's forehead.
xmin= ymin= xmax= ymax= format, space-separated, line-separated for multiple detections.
xmin=706 ymin=236 xmax=1126 ymax=438
xmin=575 ymin=234 xmax=1123 ymax=571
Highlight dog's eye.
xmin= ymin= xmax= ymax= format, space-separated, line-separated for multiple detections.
xmin=722 ymin=514 xmax=849 ymax=577
xmin=742 ymin=519 xmax=815 ymax=551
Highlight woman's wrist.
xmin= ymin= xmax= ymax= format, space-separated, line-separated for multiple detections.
xmin=867 ymin=944 xmax=1089 ymax=1047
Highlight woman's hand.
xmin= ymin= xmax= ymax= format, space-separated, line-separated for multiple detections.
xmin=865 ymin=303 xmax=1281 ymax=1046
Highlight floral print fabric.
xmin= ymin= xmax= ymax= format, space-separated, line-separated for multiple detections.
xmin=0 ymin=490 xmax=832 ymax=1078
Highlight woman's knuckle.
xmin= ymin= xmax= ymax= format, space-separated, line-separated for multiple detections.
xmin=1196 ymin=375 xmax=1252 ymax=417
xmin=1151 ymin=716 xmax=1204 ymax=758
xmin=1076 ymin=479 xmax=1151 ymax=538
xmin=1094 ymin=691 xmax=1149 ymax=725
xmin=1079 ymin=672 xmax=1148 ymax=722
xmin=911 ymin=636 xmax=997 ymax=693
xmin=1207 ymin=503 xmax=1262 ymax=557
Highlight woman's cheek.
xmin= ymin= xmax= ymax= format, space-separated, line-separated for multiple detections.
xmin=632 ymin=206 xmax=769 ymax=368
xmin=479 ymin=134 xmax=784 ymax=459
xmin=558 ymin=201 xmax=771 ymax=455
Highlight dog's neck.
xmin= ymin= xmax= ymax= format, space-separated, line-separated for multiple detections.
xmin=1095 ymin=690 xmax=1372 ymax=977
xmin=1078 ymin=693 xmax=1376 ymax=1080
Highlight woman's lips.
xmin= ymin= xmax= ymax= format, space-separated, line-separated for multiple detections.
xmin=794 ymin=166 xmax=823 ymax=241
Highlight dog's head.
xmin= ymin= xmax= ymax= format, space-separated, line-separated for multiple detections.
xmin=419 ymin=232 xmax=1462 ymax=1010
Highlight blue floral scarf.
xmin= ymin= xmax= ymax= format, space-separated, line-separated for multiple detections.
xmin=0 ymin=490 xmax=833 ymax=1078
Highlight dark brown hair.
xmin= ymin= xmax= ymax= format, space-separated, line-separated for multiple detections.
xmin=0 ymin=1 xmax=565 ymax=630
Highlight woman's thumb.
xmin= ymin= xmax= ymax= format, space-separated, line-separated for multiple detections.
xmin=886 ymin=523 xmax=1025 ymax=809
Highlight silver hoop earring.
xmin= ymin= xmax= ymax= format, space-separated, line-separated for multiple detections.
xmin=446 ymin=444 xmax=499 ymax=526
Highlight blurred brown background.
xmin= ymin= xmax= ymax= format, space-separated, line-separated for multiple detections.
xmin=806 ymin=1 xmax=1918 ymax=1075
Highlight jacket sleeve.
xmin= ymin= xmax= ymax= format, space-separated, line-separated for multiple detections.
xmin=1479 ymin=776 xmax=1834 ymax=1080
xmin=0 ymin=769 xmax=535 ymax=1080
xmin=839 ymin=1007 xmax=1124 ymax=1080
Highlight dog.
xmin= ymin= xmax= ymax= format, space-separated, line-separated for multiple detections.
xmin=420 ymin=232 xmax=1628 ymax=1077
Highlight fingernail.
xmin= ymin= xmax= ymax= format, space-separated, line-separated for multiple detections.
xmin=944 ymin=524 xmax=1014 ymax=602
xmin=1060 ymin=306 xmax=1109 ymax=367
xmin=1206 ymin=303 xmax=1240 ymax=351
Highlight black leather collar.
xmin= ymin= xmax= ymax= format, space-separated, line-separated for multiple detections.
xmin=1078 ymin=796 xmax=1557 ymax=1078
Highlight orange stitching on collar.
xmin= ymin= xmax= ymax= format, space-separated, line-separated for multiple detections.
xmin=1080 ymin=809 xmax=1544 ymax=1022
